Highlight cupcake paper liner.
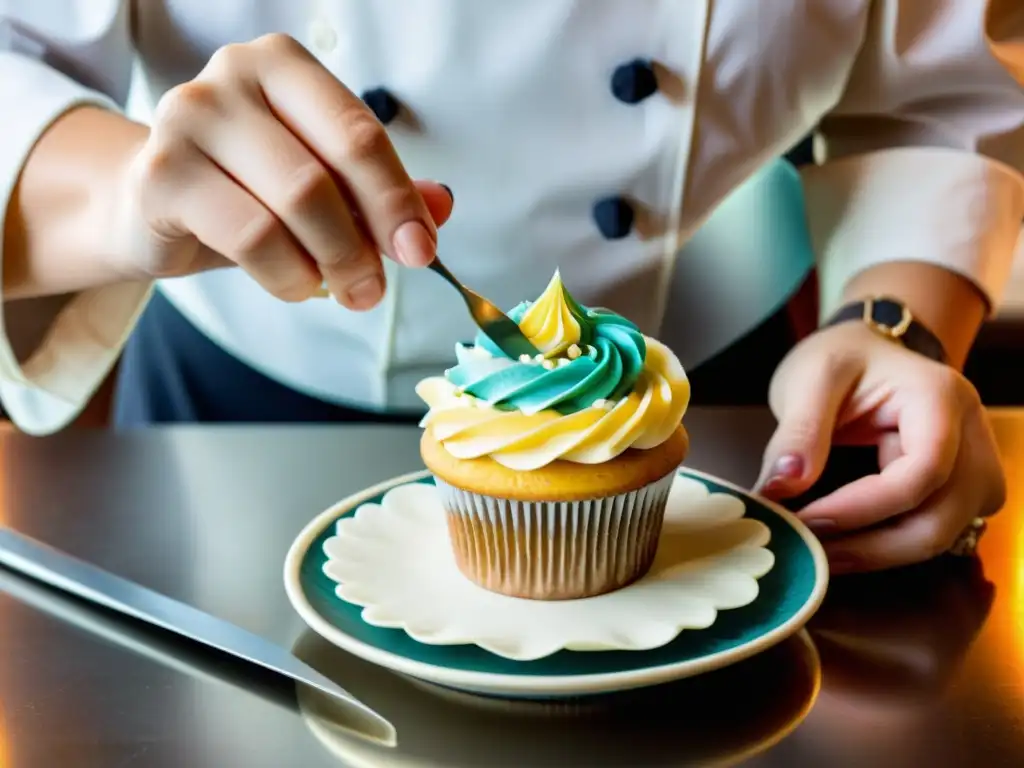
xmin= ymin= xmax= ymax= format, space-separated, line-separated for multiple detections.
xmin=434 ymin=472 xmax=676 ymax=600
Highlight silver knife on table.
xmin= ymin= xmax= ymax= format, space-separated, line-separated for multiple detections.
xmin=0 ymin=527 xmax=396 ymax=747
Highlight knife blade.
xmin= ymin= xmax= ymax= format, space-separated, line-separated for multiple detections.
xmin=0 ymin=527 xmax=396 ymax=747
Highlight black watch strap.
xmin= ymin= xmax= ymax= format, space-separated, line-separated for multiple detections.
xmin=825 ymin=297 xmax=948 ymax=364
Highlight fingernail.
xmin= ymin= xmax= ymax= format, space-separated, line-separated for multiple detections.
xmin=345 ymin=275 xmax=384 ymax=309
xmin=771 ymin=454 xmax=805 ymax=480
xmin=393 ymin=221 xmax=436 ymax=267
xmin=440 ymin=183 xmax=454 ymax=202
xmin=804 ymin=518 xmax=837 ymax=535
xmin=760 ymin=454 xmax=805 ymax=493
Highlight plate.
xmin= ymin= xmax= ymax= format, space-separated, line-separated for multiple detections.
xmin=284 ymin=468 xmax=829 ymax=697
xmin=319 ymin=476 xmax=776 ymax=660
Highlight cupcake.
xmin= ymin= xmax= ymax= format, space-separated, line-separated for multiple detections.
xmin=416 ymin=271 xmax=690 ymax=600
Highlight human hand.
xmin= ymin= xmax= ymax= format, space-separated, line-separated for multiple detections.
xmin=110 ymin=34 xmax=452 ymax=309
xmin=755 ymin=321 xmax=1006 ymax=574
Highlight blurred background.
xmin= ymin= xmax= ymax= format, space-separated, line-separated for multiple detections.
xmin=6 ymin=75 xmax=1023 ymax=429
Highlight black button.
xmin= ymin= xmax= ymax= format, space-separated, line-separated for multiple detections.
xmin=611 ymin=59 xmax=658 ymax=104
xmin=593 ymin=197 xmax=634 ymax=240
xmin=361 ymin=87 xmax=401 ymax=125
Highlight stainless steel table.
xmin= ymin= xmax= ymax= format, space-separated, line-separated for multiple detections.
xmin=0 ymin=408 xmax=1021 ymax=767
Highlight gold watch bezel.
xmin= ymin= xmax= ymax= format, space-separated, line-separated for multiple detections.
xmin=862 ymin=296 xmax=912 ymax=340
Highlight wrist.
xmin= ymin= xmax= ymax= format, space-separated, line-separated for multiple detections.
xmin=103 ymin=125 xmax=153 ymax=283
xmin=833 ymin=262 xmax=987 ymax=369
xmin=3 ymin=106 xmax=150 ymax=299
xmin=824 ymin=296 xmax=950 ymax=365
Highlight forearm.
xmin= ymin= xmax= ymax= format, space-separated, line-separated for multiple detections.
xmin=839 ymin=262 xmax=987 ymax=369
xmin=2 ymin=106 xmax=147 ymax=300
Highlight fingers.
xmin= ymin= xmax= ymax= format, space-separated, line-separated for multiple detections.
xmin=249 ymin=34 xmax=438 ymax=268
xmin=309 ymin=180 xmax=454 ymax=299
xmin=822 ymin=403 xmax=1005 ymax=575
xmin=184 ymin=87 xmax=386 ymax=309
xmin=756 ymin=354 xmax=860 ymax=500
xmin=822 ymin=486 xmax=963 ymax=574
xmin=419 ymin=182 xmax=455 ymax=229
xmin=798 ymin=376 xmax=962 ymax=532
xmin=147 ymin=35 xmax=452 ymax=309
xmin=145 ymin=144 xmax=322 ymax=300
xmin=969 ymin=405 xmax=1008 ymax=515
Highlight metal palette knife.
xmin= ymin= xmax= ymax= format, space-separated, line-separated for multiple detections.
xmin=0 ymin=527 xmax=397 ymax=747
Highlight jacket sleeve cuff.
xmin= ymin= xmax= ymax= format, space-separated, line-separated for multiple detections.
xmin=800 ymin=147 xmax=1024 ymax=318
xmin=0 ymin=52 xmax=151 ymax=434
xmin=0 ymin=283 xmax=153 ymax=434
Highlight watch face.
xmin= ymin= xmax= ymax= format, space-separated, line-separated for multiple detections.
xmin=862 ymin=297 xmax=913 ymax=341
xmin=869 ymin=298 xmax=908 ymax=330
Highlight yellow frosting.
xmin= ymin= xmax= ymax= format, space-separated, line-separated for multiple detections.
xmin=517 ymin=271 xmax=580 ymax=357
xmin=417 ymin=270 xmax=689 ymax=470
xmin=417 ymin=336 xmax=690 ymax=471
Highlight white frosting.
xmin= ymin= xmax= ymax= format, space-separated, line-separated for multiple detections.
xmin=416 ymin=337 xmax=690 ymax=470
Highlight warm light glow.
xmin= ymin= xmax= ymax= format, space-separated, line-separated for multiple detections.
xmin=988 ymin=415 xmax=1024 ymax=632
xmin=1016 ymin=532 xmax=1024 ymax=648
xmin=1012 ymin=473 xmax=1024 ymax=641
xmin=970 ymin=411 xmax=1024 ymax=698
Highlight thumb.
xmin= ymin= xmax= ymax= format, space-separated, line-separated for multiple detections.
xmin=416 ymin=180 xmax=455 ymax=229
xmin=756 ymin=360 xmax=859 ymax=501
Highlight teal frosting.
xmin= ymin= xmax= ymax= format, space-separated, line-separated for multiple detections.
xmin=446 ymin=293 xmax=647 ymax=416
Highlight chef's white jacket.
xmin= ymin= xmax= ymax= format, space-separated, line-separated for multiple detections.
xmin=1 ymin=0 xmax=1023 ymax=434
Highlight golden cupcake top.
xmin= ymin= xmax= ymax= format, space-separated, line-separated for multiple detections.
xmin=416 ymin=271 xmax=690 ymax=470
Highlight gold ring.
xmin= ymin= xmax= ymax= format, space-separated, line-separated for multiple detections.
xmin=949 ymin=517 xmax=987 ymax=557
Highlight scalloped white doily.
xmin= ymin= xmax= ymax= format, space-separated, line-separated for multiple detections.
xmin=321 ymin=476 xmax=775 ymax=661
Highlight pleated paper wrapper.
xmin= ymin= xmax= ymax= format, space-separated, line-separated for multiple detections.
xmin=434 ymin=472 xmax=676 ymax=600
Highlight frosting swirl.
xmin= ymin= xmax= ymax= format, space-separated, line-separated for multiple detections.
xmin=417 ymin=272 xmax=690 ymax=470
xmin=447 ymin=272 xmax=646 ymax=415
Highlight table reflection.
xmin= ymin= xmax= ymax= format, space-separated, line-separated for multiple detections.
xmin=294 ymin=628 xmax=820 ymax=767
xmin=295 ymin=554 xmax=997 ymax=767
xmin=775 ymin=557 xmax=994 ymax=766
xmin=0 ymin=418 xmax=1018 ymax=766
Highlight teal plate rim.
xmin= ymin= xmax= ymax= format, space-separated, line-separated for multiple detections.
xmin=284 ymin=468 xmax=830 ymax=697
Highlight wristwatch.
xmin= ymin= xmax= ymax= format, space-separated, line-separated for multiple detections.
xmin=825 ymin=296 xmax=948 ymax=365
